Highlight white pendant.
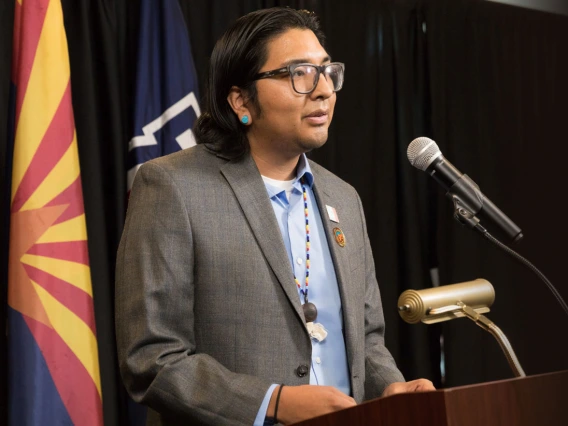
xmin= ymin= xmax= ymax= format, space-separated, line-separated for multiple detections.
xmin=306 ymin=321 xmax=328 ymax=342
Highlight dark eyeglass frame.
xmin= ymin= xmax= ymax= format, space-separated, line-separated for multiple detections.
xmin=252 ymin=62 xmax=345 ymax=94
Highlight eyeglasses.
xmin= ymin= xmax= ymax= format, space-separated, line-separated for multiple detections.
xmin=252 ymin=62 xmax=345 ymax=95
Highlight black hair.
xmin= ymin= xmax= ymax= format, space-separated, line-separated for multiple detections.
xmin=194 ymin=7 xmax=325 ymax=158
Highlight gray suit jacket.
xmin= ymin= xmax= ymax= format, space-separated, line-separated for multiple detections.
xmin=115 ymin=144 xmax=404 ymax=426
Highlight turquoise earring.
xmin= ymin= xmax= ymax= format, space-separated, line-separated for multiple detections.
xmin=241 ymin=115 xmax=249 ymax=125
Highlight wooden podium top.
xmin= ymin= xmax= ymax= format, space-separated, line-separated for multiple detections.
xmin=291 ymin=370 xmax=568 ymax=426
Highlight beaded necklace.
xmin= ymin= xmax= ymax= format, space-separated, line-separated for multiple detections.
xmin=294 ymin=178 xmax=318 ymax=323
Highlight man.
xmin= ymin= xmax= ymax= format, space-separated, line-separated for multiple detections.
xmin=115 ymin=7 xmax=434 ymax=426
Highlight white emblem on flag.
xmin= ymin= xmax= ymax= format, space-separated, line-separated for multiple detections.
xmin=128 ymin=91 xmax=201 ymax=152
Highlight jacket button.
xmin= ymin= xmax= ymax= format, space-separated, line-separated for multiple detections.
xmin=296 ymin=364 xmax=309 ymax=377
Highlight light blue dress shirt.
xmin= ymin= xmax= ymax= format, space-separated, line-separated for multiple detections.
xmin=253 ymin=155 xmax=351 ymax=425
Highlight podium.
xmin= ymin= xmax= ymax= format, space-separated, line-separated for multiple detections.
xmin=291 ymin=370 xmax=567 ymax=426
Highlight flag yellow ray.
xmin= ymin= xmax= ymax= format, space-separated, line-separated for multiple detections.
xmin=12 ymin=0 xmax=70 ymax=197
xmin=21 ymin=133 xmax=80 ymax=211
xmin=21 ymin=254 xmax=92 ymax=296
xmin=32 ymin=280 xmax=101 ymax=397
xmin=36 ymin=214 xmax=87 ymax=243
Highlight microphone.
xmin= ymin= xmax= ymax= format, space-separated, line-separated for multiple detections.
xmin=407 ymin=137 xmax=523 ymax=243
xmin=398 ymin=279 xmax=495 ymax=324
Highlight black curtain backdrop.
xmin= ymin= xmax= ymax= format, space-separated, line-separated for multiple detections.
xmin=0 ymin=0 xmax=15 ymax=422
xmin=1 ymin=0 xmax=567 ymax=424
xmin=424 ymin=0 xmax=568 ymax=387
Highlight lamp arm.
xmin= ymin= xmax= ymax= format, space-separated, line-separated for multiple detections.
xmin=457 ymin=302 xmax=526 ymax=377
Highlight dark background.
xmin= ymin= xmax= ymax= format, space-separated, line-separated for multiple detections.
xmin=1 ymin=0 xmax=567 ymax=424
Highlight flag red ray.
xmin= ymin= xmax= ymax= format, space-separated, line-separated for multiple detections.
xmin=26 ymin=240 xmax=89 ymax=266
xmin=12 ymin=0 xmax=50 ymax=123
xmin=8 ymin=205 xmax=68 ymax=326
xmin=45 ymin=177 xmax=85 ymax=225
xmin=11 ymin=82 xmax=74 ymax=212
xmin=22 ymin=264 xmax=96 ymax=334
xmin=24 ymin=315 xmax=103 ymax=426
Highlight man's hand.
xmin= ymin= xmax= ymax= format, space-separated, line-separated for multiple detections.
xmin=381 ymin=379 xmax=436 ymax=397
xmin=268 ymin=385 xmax=356 ymax=425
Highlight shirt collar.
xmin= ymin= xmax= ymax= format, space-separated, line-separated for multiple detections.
xmin=295 ymin=154 xmax=314 ymax=189
xmin=262 ymin=154 xmax=314 ymax=203
xmin=263 ymin=180 xmax=288 ymax=201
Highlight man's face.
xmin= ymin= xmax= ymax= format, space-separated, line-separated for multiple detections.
xmin=247 ymin=28 xmax=337 ymax=157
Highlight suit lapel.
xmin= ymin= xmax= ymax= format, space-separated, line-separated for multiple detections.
xmin=311 ymin=167 xmax=358 ymax=374
xmin=220 ymin=153 xmax=307 ymax=325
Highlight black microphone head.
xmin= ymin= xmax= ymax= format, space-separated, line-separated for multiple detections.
xmin=407 ymin=137 xmax=443 ymax=171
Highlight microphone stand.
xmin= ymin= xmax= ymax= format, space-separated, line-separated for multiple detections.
xmin=450 ymin=195 xmax=568 ymax=317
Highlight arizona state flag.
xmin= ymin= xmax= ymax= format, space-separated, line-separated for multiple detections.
xmin=7 ymin=0 xmax=103 ymax=425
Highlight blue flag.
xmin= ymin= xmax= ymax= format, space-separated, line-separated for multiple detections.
xmin=127 ymin=0 xmax=201 ymax=191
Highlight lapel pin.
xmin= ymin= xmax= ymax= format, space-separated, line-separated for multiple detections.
xmin=326 ymin=205 xmax=339 ymax=223
xmin=333 ymin=227 xmax=345 ymax=247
